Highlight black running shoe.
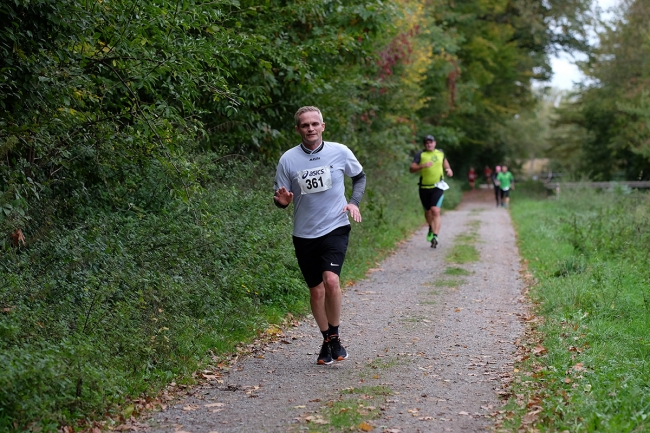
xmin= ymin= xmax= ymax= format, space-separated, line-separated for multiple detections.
xmin=317 ymin=339 xmax=333 ymax=365
xmin=329 ymin=334 xmax=348 ymax=361
xmin=430 ymin=235 xmax=438 ymax=249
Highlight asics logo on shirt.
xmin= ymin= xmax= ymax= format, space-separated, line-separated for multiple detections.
xmin=309 ymin=157 xmax=320 ymax=161
xmin=302 ymin=168 xmax=326 ymax=178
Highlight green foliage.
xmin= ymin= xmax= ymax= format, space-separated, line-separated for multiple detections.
xmin=0 ymin=0 xmax=249 ymax=236
xmin=415 ymin=0 xmax=578 ymax=172
xmin=551 ymin=0 xmax=650 ymax=180
xmin=507 ymin=189 xmax=650 ymax=432
xmin=0 ymin=162 xmax=309 ymax=430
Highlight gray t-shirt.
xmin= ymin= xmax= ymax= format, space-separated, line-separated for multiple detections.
xmin=274 ymin=141 xmax=363 ymax=239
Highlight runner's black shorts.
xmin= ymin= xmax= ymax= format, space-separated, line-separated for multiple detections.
xmin=500 ymin=188 xmax=510 ymax=198
xmin=419 ymin=187 xmax=445 ymax=210
xmin=292 ymin=225 xmax=351 ymax=288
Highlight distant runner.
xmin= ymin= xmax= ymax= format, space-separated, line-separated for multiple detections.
xmin=496 ymin=165 xmax=515 ymax=208
xmin=273 ymin=106 xmax=366 ymax=365
xmin=492 ymin=165 xmax=501 ymax=207
xmin=468 ymin=167 xmax=477 ymax=190
xmin=484 ymin=165 xmax=493 ymax=189
xmin=410 ymin=134 xmax=453 ymax=248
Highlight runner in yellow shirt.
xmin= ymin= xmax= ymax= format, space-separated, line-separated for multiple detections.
xmin=410 ymin=135 xmax=453 ymax=248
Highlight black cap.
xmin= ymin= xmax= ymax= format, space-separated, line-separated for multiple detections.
xmin=423 ymin=134 xmax=435 ymax=143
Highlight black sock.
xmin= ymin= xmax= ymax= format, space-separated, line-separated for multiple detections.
xmin=433 ymin=233 xmax=438 ymax=237
xmin=328 ymin=324 xmax=339 ymax=337
xmin=321 ymin=330 xmax=329 ymax=340
xmin=428 ymin=225 xmax=432 ymax=232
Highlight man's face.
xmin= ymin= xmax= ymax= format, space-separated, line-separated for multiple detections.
xmin=295 ymin=111 xmax=325 ymax=148
xmin=502 ymin=166 xmax=508 ymax=172
xmin=424 ymin=139 xmax=436 ymax=151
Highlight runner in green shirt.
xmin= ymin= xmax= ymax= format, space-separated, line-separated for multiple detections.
xmin=496 ymin=165 xmax=515 ymax=208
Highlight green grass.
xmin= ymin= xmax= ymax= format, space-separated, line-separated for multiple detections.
xmin=444 ymin=267 xmax=472 ymax=276
xmin=445 ymin=219 xmax=481 ymax=264
xmin=503 ymin=185 xmax=650 ymax=432
xmin=434 ymin=278 xmax=464 ymax=288
xmin=446 ymin=244 xmax=480 ymax=263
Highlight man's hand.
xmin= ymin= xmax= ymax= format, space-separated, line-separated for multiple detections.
xmin=445 ymin=167 xmax=453 ymax=177
xmin=343 ymin=203 xmax=362 ymax=223
xmin=274 ymin=187 xmax=293 ymax=206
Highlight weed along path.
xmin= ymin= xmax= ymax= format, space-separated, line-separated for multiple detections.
xmin=145 ymin=189 xmax=527 ymax=432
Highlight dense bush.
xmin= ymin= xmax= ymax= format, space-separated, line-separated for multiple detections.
xmin=0 ymin=158 xmax=306 ymax=429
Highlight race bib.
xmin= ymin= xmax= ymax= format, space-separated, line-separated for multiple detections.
xmin=297 ymin=165 xmax=332 ymax=195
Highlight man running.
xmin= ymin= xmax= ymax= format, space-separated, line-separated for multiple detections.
xmin=496 ymin=165 xmax=515 ymax=208
xmin=273 ymin=106 xmax=366 ymax=365
xmin=484 ymin=165 xmax=493 ymax=189
xmin=410 ymin=134 xmax=453 ymax=248
xmin=492 ymin=165 xmax=501 ymax=207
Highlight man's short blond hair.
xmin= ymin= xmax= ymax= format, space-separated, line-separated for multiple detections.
xmin=294 ymin=106 xmax=323 ymax=126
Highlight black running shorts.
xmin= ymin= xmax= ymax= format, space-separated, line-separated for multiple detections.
xmin=292 ymin=225 xmax=351 ymax=288
xmin=500 ymin=188 xmax=510 ymax=198
xmin=419 ymin=187 xmax=445 ymax=210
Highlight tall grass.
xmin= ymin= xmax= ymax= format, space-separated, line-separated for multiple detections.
xmin=506 ymin=185 xmax=650 ymax=432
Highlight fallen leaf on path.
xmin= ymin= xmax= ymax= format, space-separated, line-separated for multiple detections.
xmin=418 ymin=416 xmax=434 ymax=420
xmin=293 ymin=405 xmax=306 ymax=409
xmin=182 ymin=405 xmax=200 ymax=411
xmin=383 ymin=429 xmax=401 ymax=433
xmin=359 ymin=422 xmax=374 ymax=431
xmin=265 ymin=326 xmax=283 ymax=336
xmin=458 ymin=411 xmax=470 ymax=415
xmin=204 ymin=402 xmax=224 ymax=408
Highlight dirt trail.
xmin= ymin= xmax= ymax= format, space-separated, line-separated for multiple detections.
xmin=145 ymin=189 xmax=527 ymax=432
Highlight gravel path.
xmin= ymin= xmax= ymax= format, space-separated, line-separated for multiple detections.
xmin=144 ymin=189 xmax=527 ymax=432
